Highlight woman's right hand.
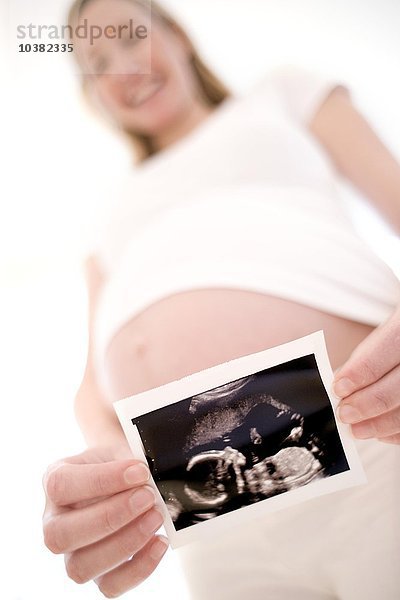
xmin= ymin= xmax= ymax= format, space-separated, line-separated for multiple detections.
xmin=43 ymin=447 xmax=169 ymax=598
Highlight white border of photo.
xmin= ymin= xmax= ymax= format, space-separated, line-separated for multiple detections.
xmin=114 ymin=330 xmax=367 ymax=549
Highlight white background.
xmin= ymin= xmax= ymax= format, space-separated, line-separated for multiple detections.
xmin=2 ymin=1 xmax=400 ymax=599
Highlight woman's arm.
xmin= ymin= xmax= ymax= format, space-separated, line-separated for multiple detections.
xmin=43 ymin=257 xmax=168 ymax=596
xmin=309 ymin=88 xmax=400 ymax=444
xmin=74 ymin=255 xmax=125 ymax=448
xmin=309 ymin=87 xmax=400 ymax=234
xmin=74 ymin=357 xmax=125 ymax=448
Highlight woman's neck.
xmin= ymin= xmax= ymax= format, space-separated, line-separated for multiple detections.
xmin=153 ymin=100 xmax=214 ymax=151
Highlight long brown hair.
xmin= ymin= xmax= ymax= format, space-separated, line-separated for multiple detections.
xmin=68 ymin=0 xmax=230 ymax=162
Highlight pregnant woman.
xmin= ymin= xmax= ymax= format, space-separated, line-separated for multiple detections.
xmin=43 ymin=1 xmax=400 ymax=598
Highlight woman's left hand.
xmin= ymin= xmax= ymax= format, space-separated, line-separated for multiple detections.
xmin=333 ymin=303 xmax=400 ymax=444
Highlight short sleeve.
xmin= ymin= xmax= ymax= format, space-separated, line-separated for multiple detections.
xmin=260 ymin=65 xmax=350 ymax=125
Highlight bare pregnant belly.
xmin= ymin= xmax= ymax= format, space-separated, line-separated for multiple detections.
xmin=104 ymin=289 xmax=374 ymax=402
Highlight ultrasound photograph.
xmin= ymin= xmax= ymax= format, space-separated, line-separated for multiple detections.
xmin=132 ymin=354 xmax=350 ymax=532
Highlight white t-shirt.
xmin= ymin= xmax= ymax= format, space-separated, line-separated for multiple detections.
xmin=92 ymin=66 xmax=400 ymax=372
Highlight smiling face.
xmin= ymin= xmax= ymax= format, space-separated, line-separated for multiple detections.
xmin=75 ymin=0 xmax=209 ymax=141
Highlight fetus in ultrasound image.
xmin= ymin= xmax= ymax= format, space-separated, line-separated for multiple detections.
xmin=133 ymin=354 xmax=349 ymax=531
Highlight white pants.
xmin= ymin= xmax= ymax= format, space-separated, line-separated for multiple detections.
xmin=178 ymin=438 xmax=400 ymax=599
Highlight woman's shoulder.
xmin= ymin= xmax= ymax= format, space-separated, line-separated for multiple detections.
xmin=249 ymin=64 xmax=348 ymax=125
xmin=250 ymin=64 xmax=334 ymax=96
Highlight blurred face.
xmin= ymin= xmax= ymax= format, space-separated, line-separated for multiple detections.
xmin=76 ymin=0 xmax=206 ymax=138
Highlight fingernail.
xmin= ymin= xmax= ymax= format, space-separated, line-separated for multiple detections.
xmin=139 ymin=509 xmax=164 ymax=535
xmin=124 ymin=463 xmax=150 ymax=485
xmin=130 ymin=486 xmax=155 ymax=514
xmin=338 ymin=404 xmax=362 ymax=424
xmin=333 ymin=377 xmax=354 ymax=398
xmin=352 ymin=422 xmax=375 ymax=439
xmin=149 ymin=536 xmax=169 ymax=561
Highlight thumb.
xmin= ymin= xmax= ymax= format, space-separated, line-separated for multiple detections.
xmin=333 ymin=307 xmax=400 ymax=398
